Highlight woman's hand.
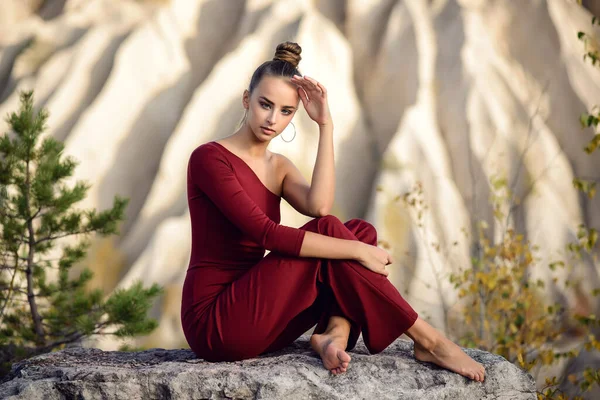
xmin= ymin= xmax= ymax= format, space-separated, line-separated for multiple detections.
xmin=354 ymin=242 xmax=392 ymax=277
xmin=291 ymin=75 xmax=332 ymax=126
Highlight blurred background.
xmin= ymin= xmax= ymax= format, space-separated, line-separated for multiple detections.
xmin=1 ymin=0 xmax=600 ymax=395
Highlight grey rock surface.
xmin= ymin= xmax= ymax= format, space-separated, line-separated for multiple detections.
xmin=0 ymin=335 xmax=535 ymax=400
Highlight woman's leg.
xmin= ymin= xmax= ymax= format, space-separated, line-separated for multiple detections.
xmin=193 ymin=215 xmax=484 ymax=380
xmin=311 ymin=217 xmax=485 ymax=381
xmin=195 ymin=216 xmax=416 ymax=359
xmin=308 ymin=218 xmax=376 ymax=374
xmin=259 ymin=216 xmax=376 ymax=357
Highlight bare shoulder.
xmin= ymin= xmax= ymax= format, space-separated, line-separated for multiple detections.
xmin=271 ymin=151 xmax=292 ymax=170
xmin=271 ymin=152 xmax=293 ymax=181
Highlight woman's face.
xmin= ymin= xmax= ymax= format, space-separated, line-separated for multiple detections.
xmin=243 ymin=75 xmax=300 ymax=142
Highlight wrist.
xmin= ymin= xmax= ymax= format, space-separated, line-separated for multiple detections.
xmin=351 ymin=241 xmax=364 ymax=261
xmin=318 ymin=118 xmax=333 ymax=128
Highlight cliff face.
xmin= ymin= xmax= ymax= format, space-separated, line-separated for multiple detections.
xmin=0 ymin=336 xmax=536 ymax=400
xmin=0 ymin=0 xmax=598 ymax=389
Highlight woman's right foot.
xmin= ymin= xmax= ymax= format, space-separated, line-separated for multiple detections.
xmin=310 ymin=331 xmax=351 ymax=375
xmin=413 ymin=334 xmax=486 ymax=382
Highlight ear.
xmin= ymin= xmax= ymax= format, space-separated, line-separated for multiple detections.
xmin=242 ymin=90 xmax=250 ymax=110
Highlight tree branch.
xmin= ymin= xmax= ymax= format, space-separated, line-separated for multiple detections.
xmin=34 ymin=228 xmax=97 ymax=246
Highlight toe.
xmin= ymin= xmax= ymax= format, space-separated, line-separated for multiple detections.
xmin=338 ymin=351 xmax=351 ymax=363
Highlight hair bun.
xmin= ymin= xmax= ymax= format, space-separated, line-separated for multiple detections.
xmin=273 ymin=41 xmax=302 ymax=69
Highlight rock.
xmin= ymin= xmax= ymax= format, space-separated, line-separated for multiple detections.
xmin=0 ymin=335 xmax=535 ymax=400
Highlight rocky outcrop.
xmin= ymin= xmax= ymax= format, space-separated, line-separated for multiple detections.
xmin=0 ymin=335 xmax=536 ymax=400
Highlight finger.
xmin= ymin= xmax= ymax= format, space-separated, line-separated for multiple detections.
xmin=297 ymin=86 xmax=309 ymax=103
xmin=303 ymin=75 xmax=321 ymax=90
xmin=301 ymin=75 xmax=323 ymax=95
xmin=291 ymin=75 xmax=313 ymax=91
xmin=316 ymin=81 xmax=327 ymax=96
xmin=291 ymin=76 xmax=311 ymax=95
xmin=306 ymin=80 xmax=324 ymax=97
xmin=303 ymin=77 xmax=326 ymax=97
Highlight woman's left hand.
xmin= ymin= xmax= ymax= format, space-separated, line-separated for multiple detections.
xmin=291 ymin=75 xmax=333 ymax=127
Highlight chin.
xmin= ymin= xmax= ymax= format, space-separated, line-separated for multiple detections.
xmin=253 ymin=128 xmax=276 ymax=141
xmin=253 ymin=131 xmax=271 ymax=142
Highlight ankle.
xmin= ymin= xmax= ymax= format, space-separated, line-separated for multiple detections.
xmin=325 ymin=316 xmax=351 ymax=335
xmin=311 ymin=329 xmax=349 ymax=349
xmin=415 ymin=330 xmax=443 ymax=353
xmin=406 ymin=318 xmax=445 ymax=353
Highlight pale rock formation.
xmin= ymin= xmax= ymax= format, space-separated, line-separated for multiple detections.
xmin=0 ymin=336 xmax=536 ymax=400
xmin=0 ymin=0 xmax=599 ymax=395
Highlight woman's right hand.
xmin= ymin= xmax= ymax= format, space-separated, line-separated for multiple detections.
xmin=355 ymin=242 xmax=393 ymax=277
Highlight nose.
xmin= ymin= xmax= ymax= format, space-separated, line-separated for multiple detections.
xmin=267 ymin=110 xmax=277 ymax=125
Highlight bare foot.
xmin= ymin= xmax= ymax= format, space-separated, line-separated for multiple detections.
xmin=310 ymin=331 xmax=352 ymax=375
xmin=413 ymin=335 xmax=486 ymax=382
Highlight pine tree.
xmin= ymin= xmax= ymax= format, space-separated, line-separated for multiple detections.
xmin=0 ymin=90 xmax=162 ymax=374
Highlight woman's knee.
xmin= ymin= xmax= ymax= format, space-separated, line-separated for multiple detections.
xmin=299 ymin=214 xmax=333 ymax=232
xmin=316 ymin=215 xmax=344 ymax=231
xmin=345 ymin=218 xmax=377 ymax=245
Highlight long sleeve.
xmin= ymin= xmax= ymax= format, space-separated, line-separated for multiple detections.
xmin=188 ymin=144 xmax=306 ymax=256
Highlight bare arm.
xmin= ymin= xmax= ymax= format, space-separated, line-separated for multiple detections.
xmin=297 ymin=231 xmax=392 ymax=277
xmin=287 ymin=75 xmax=391 ymax=277
xmin=288 ymin=74 xmax=335 ymax=216
xmin=307 ymin=123 xmax=335 ymax=215
xmin=298 ymin=230 xmax=359 ymax=260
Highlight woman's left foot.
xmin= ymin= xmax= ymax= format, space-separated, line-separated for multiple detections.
xmin=310 ymin=331 xmax=351 ymax=375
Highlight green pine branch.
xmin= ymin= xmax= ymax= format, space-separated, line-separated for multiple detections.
xmin=0 ymin=90 xmax=163 ymax=372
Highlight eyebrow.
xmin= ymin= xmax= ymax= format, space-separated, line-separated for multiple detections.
xmin=259 ymin=96 xmax=296 ymax=110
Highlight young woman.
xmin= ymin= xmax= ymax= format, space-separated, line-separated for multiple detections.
xmin=181 ymin=41 xmax=485 ymax=381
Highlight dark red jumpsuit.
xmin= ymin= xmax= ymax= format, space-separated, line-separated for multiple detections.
xmin=181 ymin=141 xmax=418 ymax=362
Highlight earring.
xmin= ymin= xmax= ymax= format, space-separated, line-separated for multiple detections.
xmin=281 ymin=121 xmax=296 ymax=142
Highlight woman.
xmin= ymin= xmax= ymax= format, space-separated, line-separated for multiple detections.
xmin=181 ymin=41 xmax=485 ymax=381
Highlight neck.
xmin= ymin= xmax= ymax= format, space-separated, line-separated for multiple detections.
xmin=228 ymin=123 xmax=270 ymax=159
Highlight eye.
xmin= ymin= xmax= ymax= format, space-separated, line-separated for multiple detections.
xmin=261 ymin=102 xmax=292 ymax=116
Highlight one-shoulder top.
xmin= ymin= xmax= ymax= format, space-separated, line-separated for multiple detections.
xmin=186 ymin=141 xmax=306 ymax=270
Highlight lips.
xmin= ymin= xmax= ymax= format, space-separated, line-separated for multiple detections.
xmin=261 ymin=126 xmax=275 ymax=133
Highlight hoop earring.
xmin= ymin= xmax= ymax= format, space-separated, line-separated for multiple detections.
xmin=281 ymin=122 xmax=296 ymax=143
